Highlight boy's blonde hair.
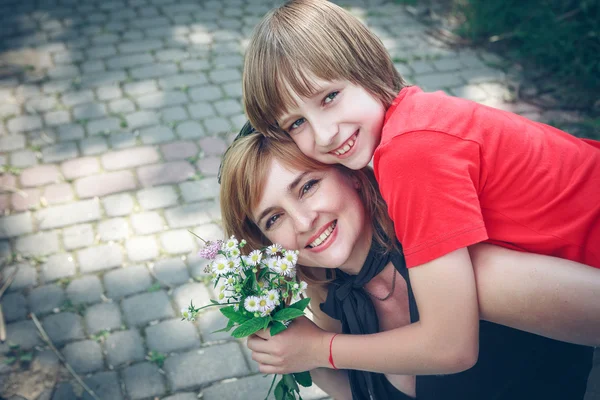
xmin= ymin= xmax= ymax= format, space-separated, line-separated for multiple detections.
xmin=243 ymin=0 xmax=407 ymax=138
xmin=219 ymin=132 xmax=397 ymax=286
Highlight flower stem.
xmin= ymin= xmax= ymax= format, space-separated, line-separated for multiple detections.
xmin=265 ymin=374 xmax=278 ymax=400
xmin=187 ymin=229 xmax=208 ymax=244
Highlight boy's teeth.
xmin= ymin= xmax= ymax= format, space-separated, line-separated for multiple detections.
xmin=309 ymin=221 xmax=336 ymax=248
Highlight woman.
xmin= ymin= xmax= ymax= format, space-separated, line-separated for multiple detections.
xmin=219 ymin=127 xmax=594 ymax=399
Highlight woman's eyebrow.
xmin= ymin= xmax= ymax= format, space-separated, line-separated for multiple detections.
xmin=255 ymin=171 xmax=311 ymax=225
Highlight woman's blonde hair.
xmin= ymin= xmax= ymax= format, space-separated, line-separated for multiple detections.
xmin=219 ymin=132 xmax=397 ymax=288
xmin=243 ymin=0 xmax=407 ymax=139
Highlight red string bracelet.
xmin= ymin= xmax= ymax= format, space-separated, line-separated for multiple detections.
xmin=328 ymin=333 xmax=339 ymax=370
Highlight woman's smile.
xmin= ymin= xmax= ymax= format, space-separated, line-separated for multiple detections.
xmin=306 ymin=220 xmax=338 ymax=252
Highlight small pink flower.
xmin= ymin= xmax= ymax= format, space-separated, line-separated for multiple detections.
xmin=198 ymin=240 xmax=223 ymax=260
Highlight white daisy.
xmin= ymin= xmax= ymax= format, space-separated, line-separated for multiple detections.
xmin=244 ymin=296 xmax=260 ymax=313
xmin=282 ymin=250 xmax=298 ymax=265
xmin=257 ymin=296 xmax=275 ymax=316
xmin=266 ymin=244 xmax=282 ymax=256
xmin=223 ymin=236 xmax=239 ymax=252
xmin=181 ymin=308 xmax=194 ymax=321
xmin=247 ymin=250 xmax=263 ymax=266
xmin=211 ymin=255 xmax=229 ymax=276
xmin=266 ymin=256 xmax=281 ymax=273
xmin=278 ymin=259 xmax=296 ymax=278
xmin=266 ymin=289 xmax=280 ymax=306
xmin=299 ymin=281 xmax=308 ymax=291
xmin=228 ymin=247 xmax=241 ymax=258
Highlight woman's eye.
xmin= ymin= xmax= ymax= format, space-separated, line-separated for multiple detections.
xmin=289 ymin=117 xmax=305 ymax=131
xmin=301 ymin=179 xmax=320 ymax=197
xmin=265 ymin=214 xmax=280 ymax=230
xmin=324 ymin=91 xmax=339 ymax=104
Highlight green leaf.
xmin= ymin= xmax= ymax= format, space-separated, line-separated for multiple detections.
xmin=3 ymin=356 xmax=16 ymax=365
xmin=283 ymin=374 xmax=299 ymax=392
xmin=220 ymin=306 xmax=251 ymax=324
xmin=19 ymin=352 xmax=33 ymax=362
xmin=293 ymin=371 xmax=312 ymax=387
xmin=274 ymin=378 xmax=286 ymax=400
xmin=231 ymin=317 xmax=269 ymax=338
xmin=270 ymin=321 xmax=287 ymax=336
xmin=263 ymin=315 xmax=272 ymax=331
xmin=289 ymin=297 xmax=311 ymax=311
xmin=272 ymin=308 xmax=305 ymax=322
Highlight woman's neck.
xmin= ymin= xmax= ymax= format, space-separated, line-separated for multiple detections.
xmin=337 ymin=224 xmax=374 ymax=275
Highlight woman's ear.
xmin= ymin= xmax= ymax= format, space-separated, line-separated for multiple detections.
xmin=352 ymin=177 xmax=361 ymax=190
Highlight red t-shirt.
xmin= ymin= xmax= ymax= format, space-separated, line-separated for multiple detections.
xmin=373 ymin=86 xmax=600 ymax=268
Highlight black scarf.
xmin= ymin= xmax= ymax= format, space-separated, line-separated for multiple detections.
xmin=320 ymin=238 xmax=418 ymax=400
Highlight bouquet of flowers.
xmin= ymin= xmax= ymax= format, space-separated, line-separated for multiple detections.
xmin=182 ymin=233 xmax=312 ymax=400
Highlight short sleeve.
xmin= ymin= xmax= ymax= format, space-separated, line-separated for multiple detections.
xmin=374 ymin=131 xmax=488 ymax=267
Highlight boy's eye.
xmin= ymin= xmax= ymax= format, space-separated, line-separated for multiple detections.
xmin=289 ymin=117 xmax=305 ymax=131
xmin=265 ymin=214 xmax=281 ymax=230
xmin=300 ymin=179 xmax=320 ymax=197
xmin=323 ymin=91 xmax=339 ymax=104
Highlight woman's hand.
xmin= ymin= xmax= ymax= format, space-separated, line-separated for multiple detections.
xmin=246 ymin=316 xmax=332 ymax=374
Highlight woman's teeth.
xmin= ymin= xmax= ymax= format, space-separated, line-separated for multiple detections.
xmin=333 ymin=133 xmax=357 ymax=156
xmin=308 ymin=221 xmax=337 ymax=248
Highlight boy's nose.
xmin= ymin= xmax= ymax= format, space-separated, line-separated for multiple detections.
xmin=314 ymin=121 xmax=338 ymax=148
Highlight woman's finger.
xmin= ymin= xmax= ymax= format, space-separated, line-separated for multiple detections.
xmin=246 ymin=336 xmax=273 ymax=353
xmin=251 ymin=351 xmax=282 ymax=366
xmin=254 ymin=328 xmax=271 ymax=340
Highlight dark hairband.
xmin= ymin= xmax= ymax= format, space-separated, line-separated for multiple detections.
xmin=217 ymin=121 xmax=256 ymax=184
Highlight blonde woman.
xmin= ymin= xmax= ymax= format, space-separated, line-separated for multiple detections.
xmin=218 ymin=126 xmax=593 ymax=400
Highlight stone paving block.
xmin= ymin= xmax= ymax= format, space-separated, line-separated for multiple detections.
xmin=410 ymin=60 xmax=435 ymax=75
xmin=27 ymin=130 xmax=58 ymax=148
xmin=164 ymin=342 xmax=249 ymax=391
xmin=47 ymin=64 xmax=80 ymax=80
xmin=41 ymin=141 xmax=79 ymax=163
xmin=1 ymin=292 xmax=27 ymax=322
xmin=3 ymin=262 xmax=37 ymax=292
xmin=223 ymin=81 xmax=243 ymax=98
xmin=131 ymin=63 xmax=178 ymax=80
xmin=96 ymin=85 xmax=122 ymax=101
xmin=104 ymin=265 xmax=153 ymax=298
xmin=146 ymin=318 xmax=200 ymax=354
xmin=15 ymin=231 xmax=59 ymax=256
xmin=66 ymin=275 xmax=104 ymax=305
xmin=152 ymin=257 xmax=190 ymax=286
xmin=125 ymin=110 xmax=160 ymax=130
xmin=105 ymin=329 xmax=146 ymax=367
xmin=137 ymin=161 xmax=195 ymax=187
xmin=40 ymin=253 xmax=76 ymax=282
xmin=122 ymin=290 xmax=175 ymax=327
xmin=3 ymin=320 xmax=43 ymax=350
xmin=36 ymin=198 xmax=101 ymax=229
xmin=80 ymin=71 xmax=128 ymax=90
xmin=109 ymin=98 xmax=136 ymax=114
xmin=0 ymin=213 xmax=34 ymax=239
xmin=7 ymin=115 xmax=42 ymax=133
xmin=9 ymin=150 xmax=38 ymax=168
xmin=433 ymin=57 xmax=463 ymax=72
xmin=97 ymin=217 xmax=130 ymax=241
xmin=29 ymin=284 xmax=65 ymax=314
xmin=0 ymin=103 xmax=20 ymax=119
xmin=57 ymin=124 xmax=86 ymax=141
xmin=73 ymin=102 xmax=108 ymax=120
xmin=181 ymin=59 xmax=210 ymax=72
xmin=42 ymin=312 xmax=86 ymax=346
xmin=139 ymin=125 xmax=176 ymax=144
xmin=213 ymin=54 xmax=243 ymax=69
xmin=108 ymin=132 xmax=137 ymax=149
xmin=75 ymin=170 xmax=137 ymax=198
xmin=160 ymin=229 xmax=195 ymax=254
xmin=61 ymin=157 xmax=100 ymax=180
xmin=176 ymin=120 xmax=206 ymax=139
xmin=43 ymin=183 xmax=74 ymax=204
xmin=179 ymin=179 xmax=219 ymax=203
xmin=78 ymin=244 xmax=123 ymax=273
xmin=155 ymin=48 xmax=190 ymax=62
xmin=123 ymin=362 xmax=167 ymax=399
xmin=203 ymin=117 xmax=232 ymax=135
xmin=188 ymin=85 xmax=223 ymax=102
xmin=130 ymin=211 xmax=164 ymax=235
xmin=123 ymin=79 xmax=158 ymax=96
xmin=20 ymin=165 xmax=61 ymax=187
xmin=82 ymin=371 xmax=124 ymax=400
xmin=44 ymin=110 xmax=71 ymax=127
xmin=213 ymin=99 xmax=243 ymax=117
xmin=61 ymin=90 xmax=95 ymax=107
xmin=107 ymin=53 xmax=154 ymax=69
xmin=126 ymin=236 xmax=159 ymax=262
xmin=158 ymin=73 xmax=208 ymax=90
xmin=82 ymin=60 xmax=107 ymax=73
xmin=162 ymin=393 xmax=198 ymax=400
xmin=87 ymin=117 xmax=121 ymax=135
xmin=79 ymin=136 xmax=109 ymax=156
xmin=198 ymin=310 xmax=232 ymax=343
xmin=459 ymin=67 xmax=506 ymax=85
xmin=173 ymin=282 xmax=212 ymax=313
xmin=164 ymin=202 xmax=212 ymax=228
xmin=63 ymin=224 xmax=95 ymax=250
xmin=198 ymin=136 xmax=227 ymax=155
xmin=160 ymin=106 xmax=189 ymax=122
xmin=102 ymin=193 xmax=135 ymax=217
xmin=84 ymin=302 xmax=122 ymax=334
xmin=160 ymin=140 xmax=199 ymax=160
xmin=62 ymin=340 xmax=104 ymax=374
xmin=86 ymin=45 xmax=118 ymax=60
xmin=11 ymin=187 xmax=40 ymax=212
xmin=209 ymin=68 xmax=241 ymax=84
xmin=51 ymin=382 xmax=77 ymax=400
xmin=414 ymin=71 xmax=465 ymax=90
xmin=450 ymin=84 xmax=489 ymax=102
xmin=102 ymin=146 xmax=160 ymax=171
xmin=136 ymin=185 xmax=178 ymax=210
xmin=137 ymin=90 xmax=189 ymax=110
xmin=118 ymin=38 xmax=164 ymax=53
xmin=0 ymin=134 xmax=26 ymax=151
xmin=188 ymin=102 xmax=217 ymax=121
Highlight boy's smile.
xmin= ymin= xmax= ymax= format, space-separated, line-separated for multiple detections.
xmin=278 ymin=79 xmax=386 ymax=170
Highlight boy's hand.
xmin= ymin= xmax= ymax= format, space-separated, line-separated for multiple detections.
xmin=246 ymin=317 xmax=330 ymax=374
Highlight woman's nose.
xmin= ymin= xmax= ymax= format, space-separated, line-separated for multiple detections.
xmin=292 ymin=208 xmax=317 ymax=233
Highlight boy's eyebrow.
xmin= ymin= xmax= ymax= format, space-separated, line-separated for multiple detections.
xmin=278 ymin=86 xmax=330 ymax=128
xmin=255 ymin=171 xmax=311 ymax=225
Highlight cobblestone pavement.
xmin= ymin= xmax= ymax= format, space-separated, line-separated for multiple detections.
xmin=0 ymin=0 xmax=597 ymax=399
